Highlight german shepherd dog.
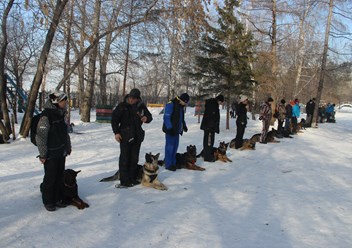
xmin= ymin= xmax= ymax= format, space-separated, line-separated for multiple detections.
xmin=214 ymin=142 xmax=232 ymax=162
xmin=63 ymin=169 xmax=90 ymax=210
xmin=141 ymin=153 xmax=168 ymax=190
xmin=176 ymin=145 xmax=205 ymax=171
xmin=100 ymin=153 xmax=167 ymax=190
xmin=250 ymin=128 xmax=280 ymax=143
xmin=297 ymin=118 xmax=306 ymax=131
xmin=229 ymin=138 xmax=256 ymax=151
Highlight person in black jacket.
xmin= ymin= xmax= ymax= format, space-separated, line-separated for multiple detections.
xmin=234 ymin=95 xmax=249 ymax=149
xmin=111 ymin=88 xmax=152 ymax=187
xmin=284 ymin=101 xmax=293 ymax=134
xmin=200 ymin=94 xmax=224 ymax=161
xmin=36 ymin=91 xmax=71 ymax=211
xmin=305 ymin=98 xmax=315 ymax=127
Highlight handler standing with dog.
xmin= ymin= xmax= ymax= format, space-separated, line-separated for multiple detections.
xmin=36 ymin=91 xmax=71 ymax=212
xmin=259 ymin=97 xmax=274 ymax=144
xmin=200 ymin=94 xmax=224 ymax=161
xmin=162 ymin=93 xmax=190 ymax=171
xmin=234 ymin=95 xmax=249 ymax=149
xmin=111 ymin=88 xmax=153 ymax=187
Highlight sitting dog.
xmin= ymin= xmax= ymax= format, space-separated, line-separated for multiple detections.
xmin=176 ymin=145 xmax=205 ymax=171
xmin=214 ymin=141 xmax=232 ymax=162
xmin=141 ymin=153 xmax=168 ymax=190
xmin=297 ymin=118 xmax=306 ymax=131
xmin=63 ymin=169 xmax=90 ymax=210
xmin=229 ymin=138 xmax=256 ymax=150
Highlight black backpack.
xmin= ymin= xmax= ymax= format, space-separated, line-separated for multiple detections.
xmin=30 ymin=112 xmax=50 ymax=146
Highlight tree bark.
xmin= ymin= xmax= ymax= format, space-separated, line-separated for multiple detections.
xmin=80 ymin=0 xmax=101 ymax=122
xmin=312 ymin=0 xmax=334 ymax=127
xmin=19 ymin=0 xmax=69 ymax=137
xmin=0 ymin=0 xmax=15 ymax=140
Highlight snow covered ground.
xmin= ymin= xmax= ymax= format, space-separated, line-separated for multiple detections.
xmin=1 ymin=106 xmax=352 ymax=248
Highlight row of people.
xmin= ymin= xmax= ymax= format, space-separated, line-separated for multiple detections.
xmin=35 ymin=88 xmax=331 ymax=211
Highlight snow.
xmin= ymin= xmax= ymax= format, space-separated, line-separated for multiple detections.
xmin=1 ymin=106 xmax=352 ymax=248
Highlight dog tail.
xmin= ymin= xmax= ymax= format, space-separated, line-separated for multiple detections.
xmin=100 ymin=170 xmax=120 ymax=182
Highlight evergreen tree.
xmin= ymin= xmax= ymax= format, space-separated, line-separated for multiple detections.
xmin=192 ymin=0 xmax=256 ymax=98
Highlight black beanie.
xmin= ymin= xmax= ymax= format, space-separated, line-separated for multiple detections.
xmin=215 ymin=95 xmax=225 ymax=102
xmin=179 ymin=93 xmax=190 ymax=103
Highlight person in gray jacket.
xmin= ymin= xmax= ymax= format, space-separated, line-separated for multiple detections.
xmin=36 ymin=91 xmax=71 ymax=211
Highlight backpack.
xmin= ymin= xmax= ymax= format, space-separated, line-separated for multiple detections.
xmin=30 ymin=112 xmax=50 ymax=146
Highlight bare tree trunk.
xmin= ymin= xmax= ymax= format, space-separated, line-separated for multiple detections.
xmin=80 ymin=0 xmax=101 ymax=122
xmin=19 ymin=0 xmax=69 ymax=137
xmin=99 ymin=2 xmax=122 ymax=105
xmin=0 ymin=0 xmax=15 ymax=140
xmin=293 ymin=0 xmax=314 ymax=97
xmin=63 ymin=0 xmax=74 ymax=123
xmin=122 ymin=25 xmax=132 ymax=98
xmin=312 ymin=0 xmax=333 ymax=127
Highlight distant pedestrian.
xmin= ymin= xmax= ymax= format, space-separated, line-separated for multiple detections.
xmin=292 ymin=99 xmax=300 ymax=133
xmin=234 ymin=95 xmax=249 ymax=149
xmin=305 ymin=98 xmax=315 ymax=127
xmin=276 ymin=99 xmax=286 ymax=136
xmin=200 ymin=94 xmax=224 ymax=162
xmin=259 ymin=97 xmax=274 ymax=144
xmin=162 ymin=93 xmax=190 ymax=171
xmin=285 ymin=101 xmax=293 ymax=133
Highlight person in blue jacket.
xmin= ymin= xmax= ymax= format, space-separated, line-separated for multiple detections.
xmin=325 ymin=103 xmax=335 ymax=122
xmin=162 ymin=93 xmax=190 ymax=171
xmin=292 ymin=99 xmax=300 ymax=133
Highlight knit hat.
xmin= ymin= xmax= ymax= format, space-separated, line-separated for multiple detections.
xmin=179 ymin=93 xmax=190 ymax=104
xmin=239 ymin=95 xmax=248 ymax=102
xmin=215 ymin=94 xmax=225 ymax=102
xmin=267 ymin=97 xmax=274 ymax=102
xmin=49 ymin=91 xmax=67 ymax=104
xmin=129 ymin=88 xmax=141 ymax=99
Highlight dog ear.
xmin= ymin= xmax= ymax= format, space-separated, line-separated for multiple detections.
xmin=75 ymin=170 xmax=81 ymax=174
xmin=154 ymin=153 xmax=160 ymax=160
xmin=145 ymin=153 xmax=152 ymax=163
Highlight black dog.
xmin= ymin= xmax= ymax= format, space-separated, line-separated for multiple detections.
xmin=63 ymin=169 xmax=89 ymax=210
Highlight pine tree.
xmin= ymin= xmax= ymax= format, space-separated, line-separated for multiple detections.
xmin=193 ymin=0 xmax=256 ymax=97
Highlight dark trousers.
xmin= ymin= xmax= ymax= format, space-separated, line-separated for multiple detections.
xmin=235 ymin=122 xmax=245 ymax=148
xmin=291 ymin=117 xmax=298 ymax=133
xmin=306 ymin=114 xmax=313 ymax=127
xmin=203 ymin=130 xmax=215 ymax=160
xmin=119 ymin=141 xmax=142 ymax=185
xmin=277 ymin=119 xmax=284 ymax=134
xmin=41 ymin=157 xmax=65 ymax=205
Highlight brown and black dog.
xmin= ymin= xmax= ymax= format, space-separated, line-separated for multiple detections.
xmin=214 ymin=142 xmax=232 ymax=162
xmin=100 ymin=153 xmax=167 ymax=190
xmin=250 ymin=128 xmax=280 ymax=143
xmin=229 ymin=138 xmax=256 ymax=151
xmin=175 ymin=145 xmax=205 ymax=171
xmin=63 ymin=169 xmax=90 ymax=210
xmin=141 ymin=153 xmax=168 ymax=190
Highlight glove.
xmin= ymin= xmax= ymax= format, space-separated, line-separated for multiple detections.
xmin=183 ymin=126 xmax=188 ymax=132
